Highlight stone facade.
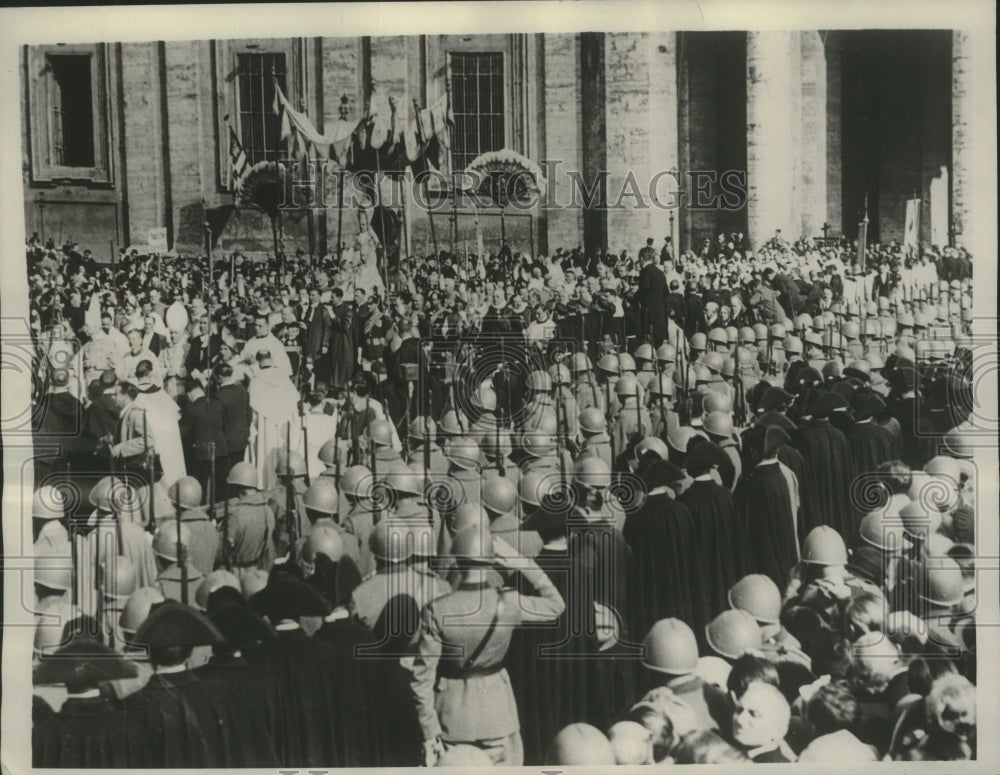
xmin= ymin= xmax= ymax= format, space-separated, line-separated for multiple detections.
xmin=20 ymin=31 xmax=974 ymax=262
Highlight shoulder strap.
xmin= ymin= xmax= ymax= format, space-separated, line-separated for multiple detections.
xmin=462 ymin=589 xmax=505 ymax=670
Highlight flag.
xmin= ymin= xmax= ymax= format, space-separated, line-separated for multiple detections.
xmin=229 ymin=127 xmax=249 ymax=195
xmin=903 ymin=198 xmax=920 ymax=250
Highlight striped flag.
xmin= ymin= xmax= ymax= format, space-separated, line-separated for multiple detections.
xmin=229 ymin=126 xmax=249 ymax=194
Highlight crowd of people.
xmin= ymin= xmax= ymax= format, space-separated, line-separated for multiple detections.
xmin=24 ymin=225 xmax=978 ymax=766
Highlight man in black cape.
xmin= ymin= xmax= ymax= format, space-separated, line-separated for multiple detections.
xmin=677 ymin=440 xmax=752 ymax=645
xmin=248 ymin=571 xmax=365 ymax=767
xmin=121 ymin=600 xmax=256 ymax=767
xmin=623 ymin=458 xmax=697 ymax=639
xmin=848 ymin=394 xmax=899 ymax=482
xmin=636 ymin=250 xmax=669 ymax=345
xmin=792 ymin=390 xmax=856 ymax=541
xmin=33 ymin=635 xmax=141 ymax=768
xmin=734 ymin=425 xmax=799 ymax=588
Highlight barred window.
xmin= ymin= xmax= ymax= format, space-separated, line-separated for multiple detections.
xmin=237 ymin=53 xmax=286 ymax=165
xmin=450 ymin=52 xmax=505 ymax=171
xmin=47 ymin=54 xmax=96 ymax=168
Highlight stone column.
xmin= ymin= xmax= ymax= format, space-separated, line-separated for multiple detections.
xmin=746 ymin=31 xmax=797 ymax=248
xmin=799 ymin=31 xmax=827 ymax=240
xmin=951 ymin=29 xmax=995 ymax=258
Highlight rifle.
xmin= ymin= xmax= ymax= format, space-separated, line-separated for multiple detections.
xmin=207 ymin=440 xmax=217 ymax=522
xmin=284 ymin=421 xmax=298 ymax=562
xmin=300 ymin=400 xmax=311 ymax=487
xmin=368 ymin=396 xmax=380 ymax=525
xmin=584 ymin=347 xmax=600 ymax=412
xmin=175 ymin=497 xmax=189 ymax=605
xmin=222 ymin=488 xmax=232 ymax=570
xmin=423 ymin=377 xmax=432 ymax=521
xmin=678 ymin=330 xmax=692 ymax=426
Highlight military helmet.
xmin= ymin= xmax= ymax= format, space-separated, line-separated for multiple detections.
xmin=703 ymin=411 xmax=734 ymax=438
xmin=302 ymin=525 xmax=346 ymax=564
xmin=471 ymin=386 xmax=498 ymax=411
xmin=121 ymin=587 xmax=166 ymax=635
xmin=614 ymin=374 xmax=641 ymax=398
xmin=634 ymin=343 xmax=655 ymax=362
xmin=642 ymin=618 xmax=698 ymax=675
xmin=104 ymin=556 xmax=138 ymax=602
xmin=275 ymin=450 xmax=308 ymax=476
xmin=482 ymin=476 xmax=517 ymax=515
xmin=450 ymin=524 xmax=494 ymax=564
xmin=705 ymin=609 xmax=762 ymax=660
xmin=656 ymin=343 xmax=677 ymax=363
xmin=574 ymin=457 xmax=611 ymax=491
xmin=858 ymin=509 xmax=907 ymax=553
xmin=87 ymin=477 xmax=116 ymax=513
xmin=689 ymin=332 xmax=707 ymax=351
xmin=728 ymin=574 xmax=781 ymax=624
xmin=596 ymin=354 xmax=620 ymax=375
xmin=707 ymin=328 xmax=728 ymax=346
xmin=579 ymin=407 xmax=606 ymax=434
xmin=753 ymin=323 xmax=769 ymax=342
xmin=317 ymin=439 xmax=338 ymax=466
xmin=801 ymin=525 xmax=848 ymax=565
xmin=152 ymin=521 xmax=192 ymax=562
xmin=618 ymin=353 xmax=637 ymax=373
xmin=340 ymin=465 xmax=372 ymax=498
xmin=739 ymin=326 xmax=756 ymax=345
xmin=227 ymin=461 xmax=259 ymax=488
xmin=367 ymin=419 xmax=395 ymax=447
xmin=408 ymin=416 xmax=436 ymax=441
xmin=369 ymin=521 xmax=413 ymax=564
xmin=33 ymin=485 xmax=67 ymax=521
xmin=547 ymin=724 xmax=616 ymax=766
xmin=548 ymin=363 xmax=571 ymax=386
xmin=702 ymin=351 xmax=725 ymax=374
xmin=634 ymin=436 xmax=669 ymax=464
xmin=439 ymin=409 xmax=469 ymax=436
xmin=194 ymin=569 xmax=241 ymax=610
xmin=445 ymin=438 xmax=481 ymax=470
xmin=521 ymin=433 xmax=557 ymax=459
xmin=303 ymin=478 xmax=340 ymax=514
xmin=783 ymin=336 xmax=803 ymax=355
xmin=168 ymin=476 xmax=203 ymax=509
xmin=570 ymin=351 xmax=592 ymax=373
xmin=769 ymin=323 xmax=786 ymax=341
xmin=703 ymin=391 xmax=733 ymax=414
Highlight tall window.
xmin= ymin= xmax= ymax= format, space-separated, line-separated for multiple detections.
xmin=450 ymin=52 xmax=504 ymax=171
xmin=237 ymin=53 xmax=286 ymax=165
xmin=48 ymin=54 xmax=95 ymax=168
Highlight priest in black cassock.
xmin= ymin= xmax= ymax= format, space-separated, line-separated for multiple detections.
xmin=735 ymin=426 xmax=799 ymax=588
xmin=793 ymin=390 xmax=856 ymax=542
xmin=848 ymin=394 xmax=899 ymax=482
xmin=624 ymin=458 xmax=697 ymax=639
xmin=33 ymin=636 xmax=141 ymax=768
xmin=678 ymin=440 xmax=752 ymax=646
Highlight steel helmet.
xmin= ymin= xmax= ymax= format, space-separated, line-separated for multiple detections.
xmin=614 ymin=373 xmax=641 ymax=398
xmin=470 ymin=386 xmax=497 ymax=412
xmin=168 ymin=476 xmax=203 ymax=509
xmin=634 ymin=436 xmax=669 ymax=464
xmin=801 ymin=525 xmax=848 ymax=565
xmin=924 ymin=456 xmax=962 ymax=482
xmin=656 ymin=343 xmax=677 ymax=363
xmin=519 ymin=470 xmax=547 ymax=507
xmin=369 ymin=521 xmax=413 ymax=564
xmin=769 ymin=323 xmax=786 ymax=341
xmin=317 ymin=439 xmax=338 ymax=466
xmin=408 ymin=416 xmax=436 ymax=441
xmin=804 ymin=330 xmax=824 ymax=348
xmin=275 ymin=450 xmax=308 ymax=476
xmin=795 ymin=313 xmax=813 ymax=331
xmin=450 ymin=524 xmax=494 ymax=564
xmin=386 ymin=463 xmax=423 ymax=496
xmin=579 ymin=407 xmax=606 ymax=434
xmin=521 ymin=433 xmax=557 ymax=458
xmin=703 ymin=411 xmax=734 ymax=438
xmin=574 ymin=456 xmax=611 ymax=490
xmin=618 ymin=353 xmax=637 ymax=373
xmin=919 ymin=557 xmax=965 ymax=607
xmin=736 ymin=347 xmax=756 ymax=369
xmin=689 ymin=332 xmax=707 ymax=351
xmin=667 ymin=424 xmax=707 ymax=453
xmin=926 ymin=532 xmax=955 ymax=557
xmin=439 ymin=409 xmax=469 ymax=436
xmin=445 ymin=438 xmax=481 ymax=470
xmin=753 ymin=323 xmax=769 ymax=342
xmin=33 ymin=485 xmax=67 ymax=521
xmin=437 ymin=746 xmax=494 ymax=767
xmin=634 ymin=343 xmax=655 ymax=362
xmin=451 ymin=502 xmax=489 ymax=534
xmin=812 ymin=315 xmax=826 ymax=332
xmin=227 ymin=461 xmax=259 ymax=488
xmin=649 ymin=374 xmax=675 ymax=397
xmin=702 ymin=351 xmax=725 ymax=374
xmin=547 ymin=724 xmax=616 ymax=766
xmin=705 ymin=609 xmax=762 ymax=660
xmin=942 ymin=425 xmax=974 ymax=459
xmin=340 ymin=465 xmax=373 ymax=498
xmin=899 ymin=499 xmax=942 ymax=538
xmin=570 ymin=351 xmax=592 ymax=373
xmin=863 ymin=318 xmax=882 ymax=338
xmin=303 ymin=478 xmax=340 ymax=514
xmin=858 ymin=509 xmax=906 ymax=553
xmin=720 ymin=358 xmax=737 ymax=379
xmin=302 ymin=524 xmax=346 ymax=564
xmin=703 ymin=391 xmax=733 ymax=414
xmin=523 ymin=406 xmax=558 ymax=434
xmin=367 ymin=419 xmax=395 ymax=447
xmin=120 ymin=587 xmax=166 ymax=635
xmin=483 ymin=476 xmax=517 ymax=515
xmin=195 ymin=569 xmax=241 ymax=610
xmin=87 ymin=477 xmax=116 ymax=512
xmin=728 ymin=574 xmax=781 ymax=624
xmin=596 ymin=354 xmax=620 ymax=375
xmin=548 ymin=363 xmax=571 ymax=386
xmin=642 ymin=618 xmax=698 ymax=675
xmin=841 ymin=321 xmax=859 ymax=341
xmin=34 ymin=554 xmax=73 ymax=592
xmin=912 ymin=311 xmax=929 ymax=329
xmin=104 ymin=556 xmax=138 ymax=602
xmin=152 ymin=521 xmax=192 ymax=562
xmin=725 ymin=326 xmax=739 ymax=345
xmin=783 ymin=336 xmax=803 ymax=355
xmin=707 ymin=327 xmax=728 ymax=346
xmin=739 ymin=327 xmax=756 ymax=345
xmin=822 ymin=309 xmax=837 ymax=326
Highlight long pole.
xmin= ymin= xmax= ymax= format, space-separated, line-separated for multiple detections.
xmin=336 ymin=170 xmax=345 ymax=262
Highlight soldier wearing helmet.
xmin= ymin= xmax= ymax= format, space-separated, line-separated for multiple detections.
xmin=32 ymin=485 xmax=69 ymax=550
xmin=166 ymin=476 xmax=219 ymax=576
xmin=151 ymin=520 xmax=204 ymax=604
xmin=223 ymin=461 xmax=278 ymax=596
xmin=407 ymin=524 xmax=565 ymax=765
xmin=483 ymin=476 xmax=542 ymax=558
xmin=300 ymin=477 xmax=365 ymax=576
xmin=405 ymin=417 xmax=449 ymax=474
xmin=633 ymin=343 xmax=658 ymax=392
xmin=636 ymin=618 xmax=716 ymax=731
xmin=576 ymin=406 xmax=613 ymax=469
xmin=569 ymin=351 xmax=606 ymax=416
xmin=444 ymin=437 xmax=484 ymax=511
xmin=610 ymin=375 xmax=651 ymax=471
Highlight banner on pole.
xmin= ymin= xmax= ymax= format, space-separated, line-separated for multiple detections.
xmin=147 ymin=227 xmax=168 ymax=253
xmin=856 ymin=220 xmax=868 ymax=272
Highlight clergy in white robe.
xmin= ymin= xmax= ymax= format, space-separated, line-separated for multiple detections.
xmin=248 ymin=350 xmax=302 ymax=490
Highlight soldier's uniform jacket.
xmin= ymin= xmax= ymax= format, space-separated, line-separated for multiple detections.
xmin=371 ymin=446 xmax=404 ymax=474
xmin=267 ymin=479 xmax=308 ymax=550
xmin=553 ymin=388 xmax=578 ymax=438
xmin=349 ymin=563 xmax=451 ymax=635
xmin=482 ymin=459 xmax=522 ymax=485
xmin=446 ymin=468 xmax=483 ymax=511
xmin=649 ymin=404 xmax=679 ymax=443
xmin=298 ymin=517 xmax=364 ymax=575
xmin=611 ymin=405 xmax=653 ymax=463
xmin=636 ymin=368 xmax=659 ymax=392
xmin=343 ymin=503 xmax=378 ymax=578
xmin=572 ymin=378 xmax=606 ymax=416
xmin=408 ymin=564 xmax=565 ymax=743
xmin=179 ymin=506 xmax=220 ymax=576
xmin=575 ymin=432 xmax=614 ymax=469
xmin=156 ymin=562 xmax=204 ymax=604
xmin=222 ymin=492 xmax=277 ymax=571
